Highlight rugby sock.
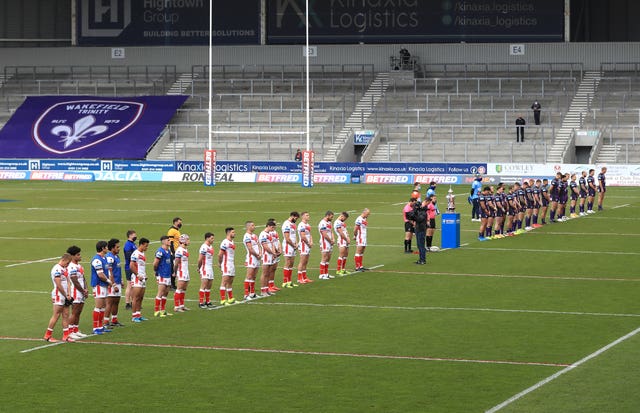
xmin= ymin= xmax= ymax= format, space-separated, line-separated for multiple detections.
xmin=588 ymin=202 xmax=593 ymax=210
xmin=160 ymin=297 xmax=167 ymax=311
xmin=174 ymin=289 xmax=182 ymax=309
xmin=532 ymin=214 xmax=538 ymax=224
xmin=283 ymin=268 xmax=292 ymax=283
xmin=226 ymin=288 xmax=233 ymax=300
xmin=550 ymin=210 xmax=556 ymax=221
xmin=517 ymin=219 xmax=523 ymax=230
xmin=320 ymin=262 xmax=327 ymax=275
xmin=98 ymin=309 xmax=105 ymax=328
xmin=154 ymin=297 xmax=161 ymax=312
xmin=244 ymin=280 xmax=250 ymax=296
xmin=62 ymin=328 xmax=70 ymax=341
xmin=479 ymin=232 xmax=484 ymax=238
xmin=204 ymin=289 xmax=211 ymax=303
xmin=404 ymin=240 xmax=409 ymax=251
xmin=485 ymin=228 xmax=492 ymax=237
xmin=110 ymin=314 xmax=119 ymax=324
xmin=199 ymin=289 xmax=205 ymax=304
xmin=297 ymin=271 xmax=304 ymax=282
xmin=580 ymin=204 xmax=584 ymax=213
xmin=355 ymin=254 xmax=363 ymax=268
xmin=249 ymin=280 xmax=255 ymax=294
xmin=525 ymin=216 xmax=531 ymax=227
xmin=93 ymin=309 xmax=101 ymax=329
xmin=426 ymin=237 xmax=432 ymax=249
xmin=220 ymin=287 xmax=226 ymax=301
xmin=261 ymin=286 xmax=269 ymax=295
xmin=44 ymin=328 xmax=53 ymax=339
xmin=268 ymin=280 xmax=275 ymax=289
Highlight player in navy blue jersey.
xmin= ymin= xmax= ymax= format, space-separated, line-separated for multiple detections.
xmin=503 ymin=186 xmax=515 ymax=235
xmin=578 ymin=171 xmax=588 ymax=216
xmin=523 ymin=181 xmax=535 ymax=230
xmin=539 ymin=178 xmax=550 ymax=225
xmin=586 ymin=169 xmax=597 ymax=213
xmin=569 ymin=174 xmax=580 ymax=218
xmin=478 ymin=187 xmax=491 ymax=241
xmin=492 ymin=184 xmax=506 ymax=238
xmin=514 ymin=182 xmax=527 ymax=233
xmin=597 ymin=167 xmax=607 ymax=211
xmin=532 ymin=179 xmax=542 ymax=227
xmin=548 ymin=172 xmax=562 ymax=222
xmin=484 ymin=187 xmax=496 ymax=239
xmin=557 ymin=173 xmax=569 ymax=221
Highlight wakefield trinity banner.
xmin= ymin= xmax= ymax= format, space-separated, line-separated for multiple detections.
xmin=0 ymin=96 xmax=187 ymax=159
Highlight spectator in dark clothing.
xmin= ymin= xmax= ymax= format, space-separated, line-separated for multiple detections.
xmin=294 ymin=148 xmax=302 ymax=161
xmin=515 ymin=115 xmax=526 ymax=142
xmin=411 ymin=200 xmax=428 ymax=264
xmin=531 ymin=100 xmax=542 ymax=125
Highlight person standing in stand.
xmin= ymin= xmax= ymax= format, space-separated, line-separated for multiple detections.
xmin=531 ymin=100 xmax=542 ymax=125
xmin=515 ymin=115 xmax=526 ymax=142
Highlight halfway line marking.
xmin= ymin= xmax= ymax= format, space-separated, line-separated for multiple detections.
xmin=486 ymin=325 xmax=640 ymax=412
xmin=5 ymin=257 xmax=60 ymax=268
xmin=73 ymin=339 xmax=568 ymax=367
xmin=248 ymin=302 xmax=640 ymax=318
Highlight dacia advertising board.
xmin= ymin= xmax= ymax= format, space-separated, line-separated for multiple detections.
xmin=78 ymin=0 xmax=260 ymax=45
xmin=268 ymin=0 xmax=564 ymax=44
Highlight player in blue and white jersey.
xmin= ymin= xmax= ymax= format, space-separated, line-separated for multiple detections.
xmin=597 ymin=166 xmax=607 ymax=211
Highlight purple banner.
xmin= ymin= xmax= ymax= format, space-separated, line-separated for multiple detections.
xmin=0 ymin=95 xmax=187 ymax=159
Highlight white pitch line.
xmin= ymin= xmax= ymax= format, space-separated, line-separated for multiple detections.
xmin=464 ymin=247 xmax=640 ymax=256
xmin=247 ymin=302 xmax=640 ymax=319
xmin=5 ymin=257 xmax=60 ymax=268
xmin=612 ymin=204 xmax=630 ymax=209
xmin=19 ymin=341 xmax=65 ymax=353
xmin=379 ymin=270 xmax=640 ymax=282
xmin=485 ymin=325 xmax=640 ymax=412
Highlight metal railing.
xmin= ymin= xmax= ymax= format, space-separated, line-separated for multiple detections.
xmin=378 ymin=124 xmax=555 ymax=145
xmin=191 ymin=64 xmax=375 ymax=80
xmin=3 ymin=65 xmax=178 ymax=82
xmin=420 ymin=62 xmax=584 ymax=80
xmin=376 ymin=141 xmax=548 ymax=163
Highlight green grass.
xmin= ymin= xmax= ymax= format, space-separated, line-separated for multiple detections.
xmin=0 ymin=181 xmax=639 ymax=412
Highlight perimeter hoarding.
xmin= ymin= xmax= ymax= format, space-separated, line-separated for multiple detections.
xmin=0 ymin=96 xmax=188 ymax=160
xmin=77 ymin=0 xmax=260 ymax=45
xmin=267 ymin=0 xmax=564 ymax=44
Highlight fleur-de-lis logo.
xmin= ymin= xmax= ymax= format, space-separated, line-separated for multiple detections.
xmin=51 ymin=115 xmax=108 ymax=148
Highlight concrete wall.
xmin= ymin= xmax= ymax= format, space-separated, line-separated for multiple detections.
xmin=1 ymin=42 xmax=640 ymax=75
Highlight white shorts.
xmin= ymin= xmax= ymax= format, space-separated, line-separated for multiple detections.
xmin=221 ymin=266 xmax=235 ymax=277
xmin=298 ymin=243 xmax=311 ymax=256
xmin=107 ymin=283 xmax=122 ymax=298
xmin=131 ymin=275 xmax=146 ymax=288
xmin=337 ymin=239 xmax=349 ymax=248
xmin=200 ymin=270 xmax=214 ymax=280
xmin=93 ymin=285 xmax=108 ymax=299
xmin=156 ymin=276 xmax=171 ymax=286
xmin=51 ymin=289 xmax=67 ymax=306
xmin=176 ymin=272 xmax=190 ymax=282
xmin=262 ymin=253 xmax=274 ymax=266
xmin=282 ymin=244 xmax=297 ymax=257
xmin=72 ymin=288 xmax=85 ymax=304
xmin=320 ymin=244 xmax=333 ymax=253
xmin=245 ymin=255 xmax=261 ymax=268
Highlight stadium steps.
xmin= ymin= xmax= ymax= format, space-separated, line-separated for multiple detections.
xmin=0 ymin=73 xmax=12 ymax=89
xmin=370 ymin=143 xmax=398 ymax=162
xmin=595 ymin=144 xmax=620 ymax=164
xmin=167 ymin=73 xmax=199 ymax=95
xmin=323 ymin=72 xmax=390 ymax=161
xmin=547 ymin=71 xmax=602 ymax=163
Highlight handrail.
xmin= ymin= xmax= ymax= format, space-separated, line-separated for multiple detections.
xmin=3 ymin=65 xmax=178 ymax=82
xmin=191 ymin=64 xmax=375 ymax=80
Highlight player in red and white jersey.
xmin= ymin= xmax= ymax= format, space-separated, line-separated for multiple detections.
xmin=129 ymin=238 xmax=149 ymax=322
xmin=242 ymin=222 xmax=261 ymax=301
xmin=334 ymin=212 xmax=350 ymax=276
xmin=281 ymin=211 xmax=300 ymax=288
xmin=66 ymin=246 xmax=89 ymax=340
xmin=218 ymin=227 xmax=237 ymax=305
xmin=268 ymin=218 xmax=282 ymax=293
xmin=259 ymin=221 xmax=277 ymax=296
xmin=353 ymin=208 xmax=370 ymax=271
xmin=318 ymin=211 xmax=335 ymax=280
xmin=43 ymin=253 xmax=73 ymax=342
xmin=197 ymin=232 xmax=215 ymax=308
xmin=296 ymin=211 xmax=314 ymax=284
xmin=173 ymin=234 xmax=191 ymax=312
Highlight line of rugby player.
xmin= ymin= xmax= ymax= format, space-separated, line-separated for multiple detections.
xmin=477 ymin=167 xmax=607 ymax=241
xmin=43 ymin=209 xmax=370 ymax=342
